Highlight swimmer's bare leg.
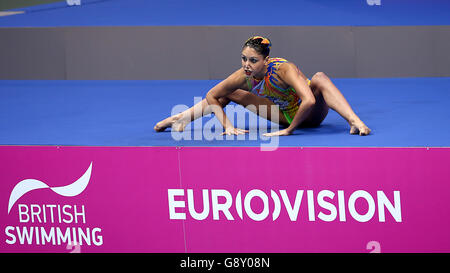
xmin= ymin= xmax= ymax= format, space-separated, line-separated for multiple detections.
xmin=154 ymin=97 xmax=231 ymax=132
xmin=154 ymin=88 xmax=288 ymax=132
xmin=310 ymin=72 xmax=371 ymax=136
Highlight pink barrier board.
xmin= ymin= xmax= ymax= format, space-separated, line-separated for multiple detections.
xmin=1 ymin=146 xmax=449 ymax=253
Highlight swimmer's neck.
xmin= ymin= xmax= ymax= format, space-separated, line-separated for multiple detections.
xmin=252 ymin=63 xmax=268 ymax=81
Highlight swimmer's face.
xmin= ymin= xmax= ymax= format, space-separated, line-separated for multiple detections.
xmin=241 ymin=46 xmax=268 ymax=78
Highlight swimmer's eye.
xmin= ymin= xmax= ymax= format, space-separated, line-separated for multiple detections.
xmin=242 ymin=56 xmax=259 ymax=63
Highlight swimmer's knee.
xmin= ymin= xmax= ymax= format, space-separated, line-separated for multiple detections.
xmin=310 ymin=72 xmax=329 ymax=88
xmin=312 ymin=71 xmax=327 ymax=80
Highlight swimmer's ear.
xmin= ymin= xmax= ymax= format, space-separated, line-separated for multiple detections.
xmin=264 ymin=56 xmax=269 ymax=64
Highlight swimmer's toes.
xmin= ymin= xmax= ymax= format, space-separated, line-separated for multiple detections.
xmin=350 ymin=126 xmax=359 ymax=135
xmin=356 ymin=125 xmax=371 ymax=136
xmin=154 ymin=122 xmax=167 ymax=132
xmin=359 ymin=127 xmax=371 ymax=136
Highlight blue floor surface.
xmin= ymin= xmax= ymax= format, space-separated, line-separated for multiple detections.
xmin=1 ymin=0 xmax=450 ymax=27
xmin=1 ymin=78 xmax=449 ymax=147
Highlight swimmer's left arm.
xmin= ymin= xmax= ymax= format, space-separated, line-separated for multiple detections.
xmin=264 ymin=63 xmax=316 ymax=137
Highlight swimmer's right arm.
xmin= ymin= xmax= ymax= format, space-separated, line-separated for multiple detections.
xmin=205 ymin=69 xmax=248 ymax=135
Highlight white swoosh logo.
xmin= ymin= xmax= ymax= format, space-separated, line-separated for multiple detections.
xmin=7 ymin=162 xmax=93 ymax=214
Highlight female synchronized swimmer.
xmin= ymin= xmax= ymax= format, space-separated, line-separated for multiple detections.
xmin=154 ymin=36 xmax=370 ymax=137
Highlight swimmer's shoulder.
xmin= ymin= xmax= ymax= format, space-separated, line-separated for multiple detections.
xmin=277 ymin=61 xmax=298 ymax=75
xmin=270 ymin=58 xmax=298 ymax=76
xmin=276 ymin=59 xmax=309 ymax=81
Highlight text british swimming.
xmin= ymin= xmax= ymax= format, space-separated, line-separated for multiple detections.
xmin=4 ymin=162 xmax=99 ymax=247
xmin=5 ymin=204 xmax=103 ymax=246
xmin=168 ymin=189 xmax=402 ymax=222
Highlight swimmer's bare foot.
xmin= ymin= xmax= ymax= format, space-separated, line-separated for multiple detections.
xmin=171 ymin=118 xmax=189 ymax=132
xmin=154 ymin=114 xmax=189 ymax=132
xmin=349 ymin=119 xmax=371 ymax=136
xmin=154 ymin=116 xmax=173 ymax=132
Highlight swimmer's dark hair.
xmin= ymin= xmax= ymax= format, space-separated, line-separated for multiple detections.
xmin=243 ymin=36 xmax=272 ymax=58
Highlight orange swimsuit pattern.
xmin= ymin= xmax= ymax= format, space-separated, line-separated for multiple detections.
xmin=246 ymin=57 xmax=311 ymax=124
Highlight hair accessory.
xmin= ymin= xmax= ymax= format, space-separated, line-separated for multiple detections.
xmin=246 ymin=36 xmax=272 ymax=49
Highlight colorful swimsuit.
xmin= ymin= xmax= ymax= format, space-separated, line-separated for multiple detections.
xmin=246 ymin=57 xmax=311 ymax=124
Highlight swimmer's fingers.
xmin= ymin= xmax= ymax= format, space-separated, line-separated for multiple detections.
xmin=236 ymin=128 xmax=249 ymax=134
xmin=263 ymin=128 xmax=292 ymax=137
xmin=221 ymin=127 xmax=249 ymax=136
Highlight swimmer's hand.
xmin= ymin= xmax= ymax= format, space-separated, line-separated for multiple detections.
xmin=263 ymin=128 xmax=292 ymax=137
xmin=221 ymin=127 xmax=249 ymax=136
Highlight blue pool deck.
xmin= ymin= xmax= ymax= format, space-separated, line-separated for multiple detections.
xmin=1 ymin=0 xmax=450 ymax=27
xmin=1 ymin=77 xmax=449 ymax=147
